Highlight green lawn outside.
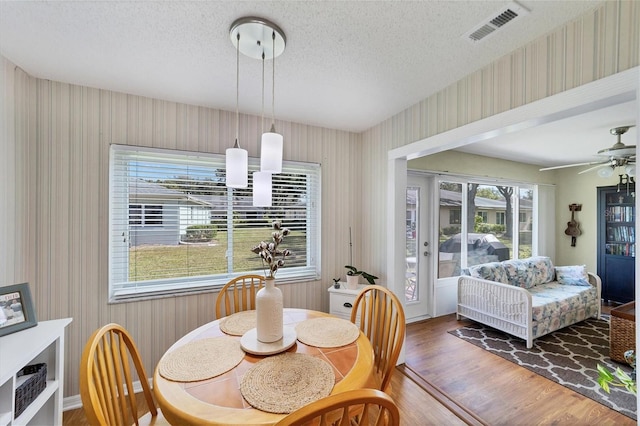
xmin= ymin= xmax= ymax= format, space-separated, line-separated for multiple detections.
xmin=129 ymin=228 xmax=306 ymax=281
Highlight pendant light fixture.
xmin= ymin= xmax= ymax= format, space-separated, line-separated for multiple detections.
xmin=225 ymin=32 xmax=248 ymax=188
xmin=260 ymin=29 xmax=284 ymax=173
xmin=229 ymin=16 xmax=287 ymax=173
xmin=229 ymin=17 xmax=286 ymax=203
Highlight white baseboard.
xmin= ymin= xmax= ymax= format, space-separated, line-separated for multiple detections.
xmin=64 ymin=394 xmax=83 ymax=411
xmin=63 ymin=380 xmax=145 ymax=411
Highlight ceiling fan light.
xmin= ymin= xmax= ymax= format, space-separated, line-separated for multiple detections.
xmin=252 ymin=171 xmax=272 ymax=207
xmin=260 ymin=127 xmax=283 ymax=173
xmin=597 ymin=166 xmax=614 ymax=178
xmin=626 ymin=165 xmax=636 ymax=177
xmin=226 ymin=145 xmax=248 ymax=188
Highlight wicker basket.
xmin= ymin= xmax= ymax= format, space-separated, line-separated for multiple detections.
xmin=610 ymin=301 xmax=636 ymax=363
xmin=14 ymin=363 xmax=47 ymax=418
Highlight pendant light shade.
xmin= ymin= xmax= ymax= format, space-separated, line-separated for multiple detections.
xmin=253 ymin=171 xmax=272 ymax=207
xmin=225 ymin=31 xmax=248 ymax=188
xmin=226 ymin=141 xmax=248 ymax=188
xmin=260 ymin=28 xmax=284 ymax=173
xmin=260 ymin=126 xmax=283 ymax=173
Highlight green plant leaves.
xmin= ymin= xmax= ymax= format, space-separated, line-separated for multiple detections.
xmin=597 ymin=364 xmax=636 ymax=395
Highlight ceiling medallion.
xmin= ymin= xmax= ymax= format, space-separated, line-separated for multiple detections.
xmin=229 ymin=17 xmax=286 ymax=60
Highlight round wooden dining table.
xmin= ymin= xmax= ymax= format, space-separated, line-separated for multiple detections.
xmin=153 ymin=308 xmax=375 ymax=425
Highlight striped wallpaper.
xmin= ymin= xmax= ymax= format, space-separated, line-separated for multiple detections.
xmin=1 ymin=0 xmax=638 ymax=399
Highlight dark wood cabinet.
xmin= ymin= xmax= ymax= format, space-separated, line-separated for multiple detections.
xmin=597 ymin=184 xmax=635 ymax=303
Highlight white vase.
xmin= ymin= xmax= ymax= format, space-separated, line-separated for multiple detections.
xmin=256 ymin=277 xmax=283 ymax=343
xmin=346 ymin=274 xmax=359 ymax=290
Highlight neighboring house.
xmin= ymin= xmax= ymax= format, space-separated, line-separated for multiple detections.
xmin=128 ymin=179 xmax=294 ymax=246
xmin=129 ymin=179 xmax=188 ymax=246
xmin=437 ymin=189 xmax=533 ymax=230
xmin=405 ymin=188 xmax=533 ymax=235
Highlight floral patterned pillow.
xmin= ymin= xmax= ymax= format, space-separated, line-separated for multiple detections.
xmin=501 ymin=259 xmax=531 ymax=288
xmin=468 ymin=262 xmax=509 ymax=284
xmin=555 ymin=265 xmax=590 ymax=286
xmin=526 ymin=256 xmax=555 ymax=286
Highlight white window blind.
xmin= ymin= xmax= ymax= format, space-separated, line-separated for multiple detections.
xmin=109 ymin=144 xmax=321 ymax=302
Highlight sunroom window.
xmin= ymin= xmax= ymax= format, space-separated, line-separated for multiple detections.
xmin=437 ymin=179 xmax=535 ymax=278
xmin=109 ymin=145 xmax=321 ymax=302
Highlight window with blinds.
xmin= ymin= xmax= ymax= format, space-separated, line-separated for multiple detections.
xmin=109 ymin=144 xmax=321 ymax=302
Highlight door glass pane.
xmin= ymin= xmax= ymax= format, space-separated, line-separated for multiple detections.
xmin=406 ymin=188 xmax=418 ymax=302
xmin=438 ymin=182 xmax=462 ymax=277
xmin=519 ymin=188 xmax=533 ymax=258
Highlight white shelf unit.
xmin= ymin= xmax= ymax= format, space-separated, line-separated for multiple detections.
xmin=0 ymin=318 xmax=72 ymax=426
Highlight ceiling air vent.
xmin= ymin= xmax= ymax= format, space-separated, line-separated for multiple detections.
xmin=463 ymin=1 xmax=530 ymax=43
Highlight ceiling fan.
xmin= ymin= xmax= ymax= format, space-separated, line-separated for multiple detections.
xmin=539 ymin=125 xmax=636 ymax=176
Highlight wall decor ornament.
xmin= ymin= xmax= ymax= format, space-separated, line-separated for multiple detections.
xmin=565 ymin=203 xmax=582 ymax=247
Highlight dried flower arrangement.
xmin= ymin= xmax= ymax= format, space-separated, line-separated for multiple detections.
xmin=251 ymin=220 xmax=292 ymax=279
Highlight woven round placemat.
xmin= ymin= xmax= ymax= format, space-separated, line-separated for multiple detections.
xmin=158 ymin=337 xmax=245 ymax=382
xmin=219 ymin=310 xmax=257 ymax=336
xmin=295 ymin=317 xmax=360 ymax=348
xmin=240 ymin=352 xmax=334 ymax=414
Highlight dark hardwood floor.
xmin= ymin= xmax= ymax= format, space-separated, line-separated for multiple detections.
xmin=64 ymin=303 xmax=633 ymax=425
xmin=403 ymin=305 xmax=635 ymax=426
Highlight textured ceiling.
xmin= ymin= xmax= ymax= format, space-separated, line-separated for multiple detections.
xmin=0 ymin=0 xmax=604 ymax=134
xmin=2 ymin=0 xmax=635 ymax=171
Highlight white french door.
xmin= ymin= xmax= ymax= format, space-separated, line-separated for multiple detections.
xmin=404 ymin=173 xmax=434 ymax=322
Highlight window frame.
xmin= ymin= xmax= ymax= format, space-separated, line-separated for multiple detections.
xmin=109 ymin=144 xmax=321 ymax=302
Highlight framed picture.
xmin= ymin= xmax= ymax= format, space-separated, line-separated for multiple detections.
xmin=0 ymin=283 xmax=38 ymax=337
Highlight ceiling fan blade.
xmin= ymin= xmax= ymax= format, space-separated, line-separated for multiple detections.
xmin=578 ymin=163 xmax=610 ymax=174
xmin=539 ymin=161 xmax=606 ymax=171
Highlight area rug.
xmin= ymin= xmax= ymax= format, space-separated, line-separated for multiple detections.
xmin=449 ymin=318 xmax=636 ymax=420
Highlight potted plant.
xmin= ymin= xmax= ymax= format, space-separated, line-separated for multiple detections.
xmin=345 ymin=265 xmax=378 ymax=289
xmin=332 ymin=278 xmax=341 ymax=289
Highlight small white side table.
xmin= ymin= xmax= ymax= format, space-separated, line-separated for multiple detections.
xmin=328 ymin=283 xmax=367 ymax=321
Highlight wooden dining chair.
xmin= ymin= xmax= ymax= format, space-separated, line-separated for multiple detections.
xmin=80 ymin=323 xmax=169 ymax=426
xmin=274 ymin=389 xmax=400 ymax=426
xmin=351 ymin=285 xmax=406 ymax=393
xmin=215 ymin=274 xmax=265 ymax=318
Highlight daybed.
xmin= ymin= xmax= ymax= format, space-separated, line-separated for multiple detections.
xmin=457 ymin=256 xmax=601 ymax=348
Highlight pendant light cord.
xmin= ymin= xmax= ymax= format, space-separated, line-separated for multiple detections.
xmin=261 ymin=51 xmax=265 ymax=134
xmin=271 ymin=30 xmax=276 ymax=130
xmin=234 ymin=32 xmax=240 ymax=148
